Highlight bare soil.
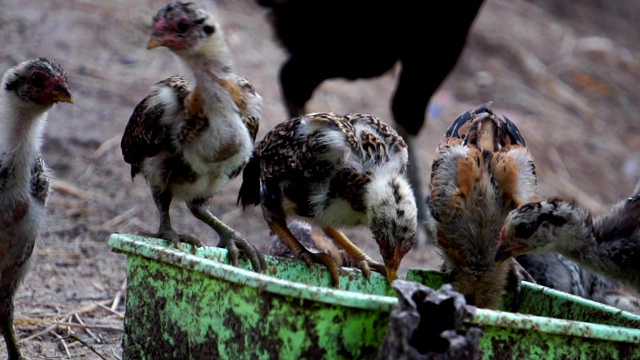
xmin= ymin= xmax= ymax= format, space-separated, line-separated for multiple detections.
xmin=1 ymin=0 xmax=639 ymax=358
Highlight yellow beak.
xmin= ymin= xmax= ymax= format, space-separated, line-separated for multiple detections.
xmin=147 ymin=37 xmax=163 ymax=49
xmin=52 ymin=88 xmax=74 ymax=104
xmin=385 ymin=266 xmax=398 ymax=283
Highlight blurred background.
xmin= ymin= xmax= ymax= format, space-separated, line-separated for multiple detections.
xmin=1 ymin=0 xmax=639 ymax=357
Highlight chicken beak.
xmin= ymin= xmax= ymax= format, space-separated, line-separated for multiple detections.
xmin=147 ymin=37 xmax=164 ymax=49
xmin=52 ymin=86 xmax=74 ymax=104
xmin=385 ymin=266 xmax=398 ymax=283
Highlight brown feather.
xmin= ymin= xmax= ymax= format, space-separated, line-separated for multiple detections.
xmin=430 ymin=103 xmax=538 ymax=309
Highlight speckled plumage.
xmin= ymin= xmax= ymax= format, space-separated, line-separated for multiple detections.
xmin=120 ymin=1 xmax=265 ymax=272
xmin=238 ymin=112 xmax=417 ymax=286
xmin=0 ymin=58 xmax=72 ymax=360
xmin=497 ymin=194 xmax=640 ymax=292
xmin=430 ymin=102 xmax=538 ymax=309
xmin=121 ymin=75 xmax=260 ymax=184
xmin=121 ymin=76 xmax=189 ymax=179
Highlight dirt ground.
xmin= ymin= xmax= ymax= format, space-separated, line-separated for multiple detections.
xmin=1 ymin=0 xmax=639 ymax=358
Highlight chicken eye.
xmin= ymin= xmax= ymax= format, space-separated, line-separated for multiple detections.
xmin=514 ymin=222 xmax=535 ymax=239
xmin=176 ymin=20 xmax=190 ymax=33
xmin=30 ymin=72 xmax=46 ymax=89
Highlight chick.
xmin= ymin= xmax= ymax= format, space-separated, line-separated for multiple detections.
xmin=0 ymin=58 xmax=73 ymax=360
xmin=430 ymin=102 xmax=537 ymax=309
xmin=268 ymin=220 xmax=352 ymax=267
xmin=517 ymin=253 xmax=640 ymax=313
xmin=120 ymin=1 xmax=265 ymax=271
xmin=497 ymin=194 xmax=640 ymax=292
xmin=238 ymin=112 xmax=417 ymax=286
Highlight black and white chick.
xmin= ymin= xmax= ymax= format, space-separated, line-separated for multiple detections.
xmin=497 ymin=194 xmax=640 ymax=292
xmin=0 ymin=58 xmax=73 ymax=360
xmin=516 ymin=252 xmax=640 ymax=313
xmin=238 ymin=112 xmax=417 ymax=286
xmin=120 ymin=1 xmax=265 ymax=271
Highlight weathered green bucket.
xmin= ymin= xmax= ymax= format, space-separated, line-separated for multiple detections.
xmin=108 ymin=234 xmax=640 ymax=359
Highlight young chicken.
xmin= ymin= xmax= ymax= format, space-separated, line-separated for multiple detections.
xmin=120 ymin=1 xmax=265 ymax=272
xmin=429 ymin=102 xmax=537 ymax=309
xmin=517 ymin=253 xmax=640 ymax=313
xmin=0 ymin=58 xmax=73 ymax=360
xmin=238 ymin=112 xmax=417 ymax=286
xmin=267 ymin=219 xmax=352 ymax=267
xmin=496 ymin=194 xmax=640 ymax=292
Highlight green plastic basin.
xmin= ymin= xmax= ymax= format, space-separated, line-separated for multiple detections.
xmin=108 ymin=234 xmax=640 ymax=359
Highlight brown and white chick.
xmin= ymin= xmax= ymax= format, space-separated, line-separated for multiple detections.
xmin=238 ymin=112 xmax=418 ymax=286
xmin=0 ymin=58 xmax=73 ymax=360
xmin=496 ymin=194 xmax=640 ymax=292
xmin=120 ymin=1 xmax=265 ymax=272
xmin=429 ymin=102 xmax=537 ymax=309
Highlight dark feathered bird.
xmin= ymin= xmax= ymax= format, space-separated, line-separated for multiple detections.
xmin=429 ymin=102 xmax=537 ymax=309
xmin=257 ymin=0 xmax=485 ymax=247
xmin=516 ymin=253 xmax=640 ymax=313
xmin=496 ymin=194 xmax=640 ymax=292
xmin=0 ymin=58 xmax=73 ymax=360
xmin=120 ymin=1 xmax=265 ymax=271
xmin=268 ymin=219 xmax=352 ymax=267
xmin=238 ymin=112 xmax=417 ymax=286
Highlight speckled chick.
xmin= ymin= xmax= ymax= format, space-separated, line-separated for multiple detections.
xmin=238 ymin=112 xmax=417 ymax=286
xmin=497 ymin=194 xmax=640 ymax=292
